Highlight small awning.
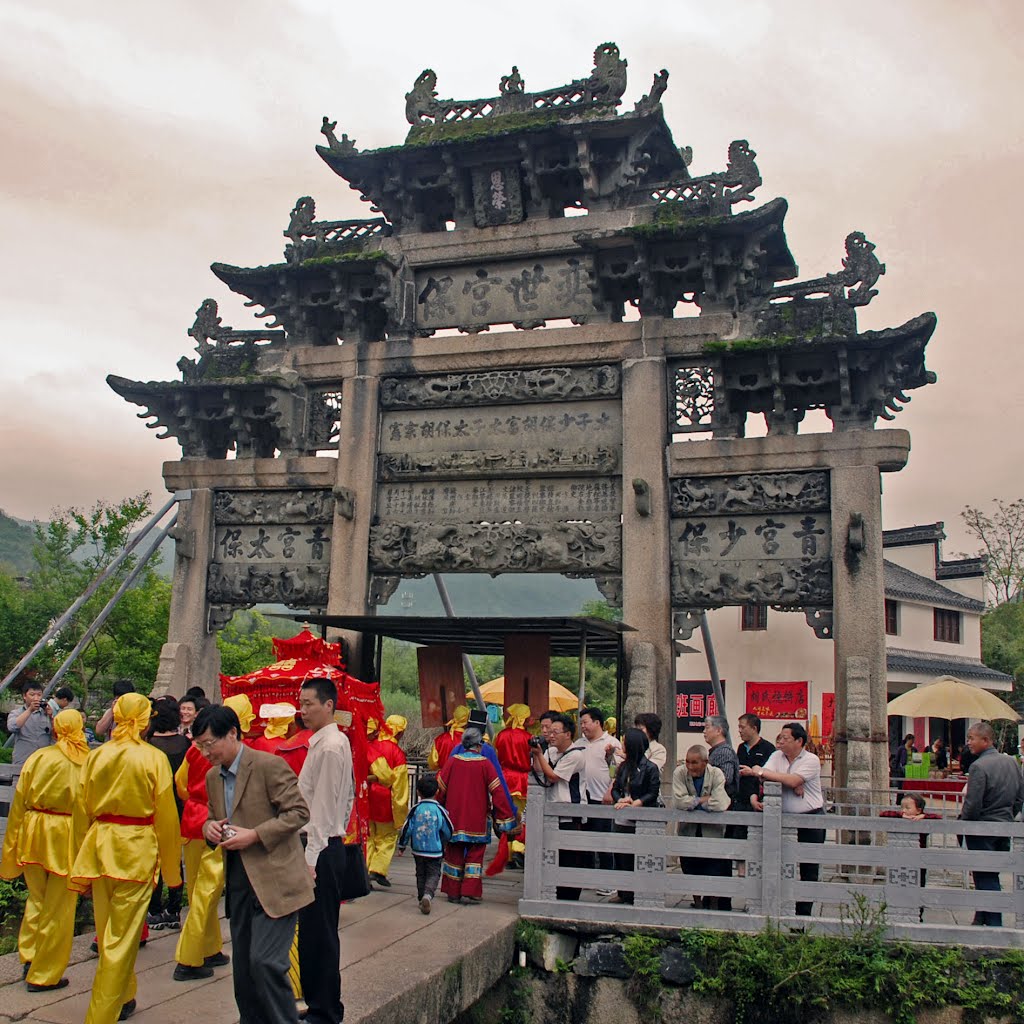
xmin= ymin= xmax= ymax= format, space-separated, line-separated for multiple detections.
xmin=297 ymin=614 xmax=633 ymax=658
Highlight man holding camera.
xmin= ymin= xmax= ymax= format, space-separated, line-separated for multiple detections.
xmin=7 ymin=682 xmax=53 ymax=768
xmin=529 ymin=713 xmax=587 ymax=900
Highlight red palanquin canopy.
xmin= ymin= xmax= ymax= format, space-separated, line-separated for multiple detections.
xmin=219 ymin=629 xmax=385 ymax=844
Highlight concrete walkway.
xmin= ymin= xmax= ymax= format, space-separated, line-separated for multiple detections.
xmin=0 ymin=857 xmax=522 ymax=1024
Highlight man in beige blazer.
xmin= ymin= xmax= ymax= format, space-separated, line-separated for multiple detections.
xmin=195 ymin=704 xmax=314 ymax=1024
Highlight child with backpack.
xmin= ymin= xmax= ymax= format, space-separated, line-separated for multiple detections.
xmin=398 ymin=774 xmax=454 ymax=914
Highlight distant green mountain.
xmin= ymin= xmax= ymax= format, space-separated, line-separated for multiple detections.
xmin=0 ymin=511 xmax=38 ymax=574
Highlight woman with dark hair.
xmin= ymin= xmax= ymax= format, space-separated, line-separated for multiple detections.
xmin=147 ymin=698 xmax=189 ymax=930
xmin=606 ymin=727 xmax=661 ymax=904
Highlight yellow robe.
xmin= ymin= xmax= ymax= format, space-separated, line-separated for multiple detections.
xmin=366 ymin=744 xmax=409 ymax=877
xmin=0 ymin=744 xmax=82 ymax=986
xmin=71 ymin=737 xmax=182 ymax=1024
xmin=172 ymin=759 xmax=224 ymax=968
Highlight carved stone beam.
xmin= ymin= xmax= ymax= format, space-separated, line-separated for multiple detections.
xmin=803 ymin=607 xmax=834 ymax=640
xmin=672 ymin=609 xmax=702 ymax=642
xmin=595 ymin=575 xmax=623 ymax=608
xmin=368 ymin=575 xmax=400 ymax=607
xmin=167 ymin=524 xmax=195 ymax=561
xmin=334 ymin=486 xmax=355 ymax=521
xmin=208 ymin=605 xmax=237 ymax=632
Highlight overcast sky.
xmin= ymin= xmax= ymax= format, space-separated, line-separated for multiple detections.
xmin=2 ymin=0 xmax=1021 ymax=556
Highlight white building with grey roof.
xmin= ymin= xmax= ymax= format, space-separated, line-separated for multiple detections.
xmin=675 ymin=520 xmax=1011 ymax=761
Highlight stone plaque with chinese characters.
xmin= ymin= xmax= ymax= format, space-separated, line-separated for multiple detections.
xmin=206 ymin=488 xmax=332 ymax=611
xmin=377 ymin=478 xmax=621 ymax=522
xmin=379 ymin=399 xmax=621 ymax=456
xmin=415 ymin=255 xmax=602 ymax=331
xmin=471 ymin=165 xmax=524 ymax=227
xmin=669 ymin=471 xmax=832 ymax=609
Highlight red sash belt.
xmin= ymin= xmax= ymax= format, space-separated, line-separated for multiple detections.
xmin=97 ymin=814 xmax=154 ymax=826
xmin=30 ymin=808 xmax=70 ymax=816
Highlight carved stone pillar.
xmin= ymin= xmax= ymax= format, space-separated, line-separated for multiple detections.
xmin=327 ymin=371 xmax=381 ymax=668
xmin=155 ymin=488 xmax=220 ymax=698
xmin=830 ymin=459 xmax=892 ymax=796
xmin=620 ymin=352 xmax=674 ymax=765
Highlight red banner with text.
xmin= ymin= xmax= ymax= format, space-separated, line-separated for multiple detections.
xmin=822 ymin=692 xmax=835 ymax=739
xmin=745 ymin=681 xmax=809 ymax=721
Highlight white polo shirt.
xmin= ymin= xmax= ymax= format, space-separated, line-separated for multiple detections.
xmin=764 ymin=748 xmax=823 ymax=813
xmin=582 ymin=731 xmax=622 ymax=801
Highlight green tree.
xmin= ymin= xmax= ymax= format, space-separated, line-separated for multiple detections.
xmin=961 ymin=499 xmax=1024 ymax=604
xmin=217 ymin=610 xmax=275 ymax=677
xmin=0 ymin=494 xmax=169 ymax=711
xmin=981 ymin=599 xmax=1024 ymax=714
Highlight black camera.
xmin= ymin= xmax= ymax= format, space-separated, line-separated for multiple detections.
xmin=528 ymin=735 xmax=545 ymax=751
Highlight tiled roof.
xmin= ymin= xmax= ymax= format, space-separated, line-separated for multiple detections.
xmin=882 ymin=523 xmax=945 ymax=548
xmin=936 ymin=557 xmax=986 ymax=581
xmin=886 ymin=647 xmax=1013 ymax=684
xmin=884 ymin=560 xmax=985 ymax=613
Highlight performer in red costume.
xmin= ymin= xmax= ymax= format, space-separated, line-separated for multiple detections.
xmin=429 ymin=705 xmax=469 ymax=772
xmin=494 ymin=703 xmax=531 ymax=869
xmin=171 ymin=741 xmax=228 ymax=980
xmin=437 ymin=727 xmax=516 ymax=904
xmin=249 ymin=703 xmax=297 ymax=755
xmin=365 ymin=717 xmax=408 ymax=887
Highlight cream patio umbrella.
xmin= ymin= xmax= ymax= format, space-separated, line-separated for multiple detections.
xmin=885 ymin=675 xmax=1020 ymax=722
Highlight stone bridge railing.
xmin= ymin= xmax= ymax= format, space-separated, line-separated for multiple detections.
xmin=519 ymin=779 xmax=1024 ymax=948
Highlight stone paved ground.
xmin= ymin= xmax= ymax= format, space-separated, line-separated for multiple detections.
xmin=0 ymin=856 xmax=987 ymax=1024
xmin=0 ymin=856 xmax=522 ymax=1024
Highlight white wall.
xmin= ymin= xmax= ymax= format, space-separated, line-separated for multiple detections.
xmin=675 ymin=604 xmax=835 ymax=740
xmin=885 ymin=544 xmax=936 ymax=578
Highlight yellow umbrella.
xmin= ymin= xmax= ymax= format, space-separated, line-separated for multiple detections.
xmin=886 ymin=675 xmax=1020 ymax=722
xmin=469 ymin=676 xmax=579 ymax=713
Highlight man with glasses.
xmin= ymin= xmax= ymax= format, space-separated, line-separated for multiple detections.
xmin=530 ymin=713 xmax=587 ymax=900
xmin=197 ymin=704 xmax=313 ymax=1024
xmin=740 ymin=721 xmax=824 ymax=917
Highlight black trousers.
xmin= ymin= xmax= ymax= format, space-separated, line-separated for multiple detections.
xmin=413 ymin=855 xmax=442 ymax=900
xmin=149 ymin=869 xmax=183 ymax=915
xmin=298 ymin=838 xmax=346 ymax=1024
xmin=226 ymin=852 xmax=299 ymax=1024
xmin=585 ymin=795 xmax=614 ymax=871
xmin=613 ymin=823 xmax=636 ymax=904
xmin=966 ymin=834 xmax=1009 ymax=927
xmin=795 ymin=810 xmax=827 ymax=917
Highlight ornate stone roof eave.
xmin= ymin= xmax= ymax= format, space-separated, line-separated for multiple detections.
xmin=316 ymin=108 xmax=688 ymax=221
xmin=210 ymin=252 xmax=397 ymax=290
xmin=574 ymin=195 xmax=797 ymax=275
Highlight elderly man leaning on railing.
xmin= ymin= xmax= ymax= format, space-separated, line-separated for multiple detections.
xmin=673 ymin=744 xmax=730 ymax=910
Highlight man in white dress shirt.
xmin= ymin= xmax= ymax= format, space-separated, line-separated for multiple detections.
xmin=297 ymin=678 xmax=354 ymax=1024
xmin=740 ymin=721 xmax=824 ymax=917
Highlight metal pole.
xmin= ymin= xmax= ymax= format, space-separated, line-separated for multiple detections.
xmin=699 ymin=611 xmax=731 ymax=744
xmin=431 ymin=573 xmax=493 ymax=739
xmin=576 ymin=630 xmax=587 ymax=717
xmin=0 ymin=491 xmax=186 ymax=696
xmin=42 ymin=514 xmax=179 ymax=698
